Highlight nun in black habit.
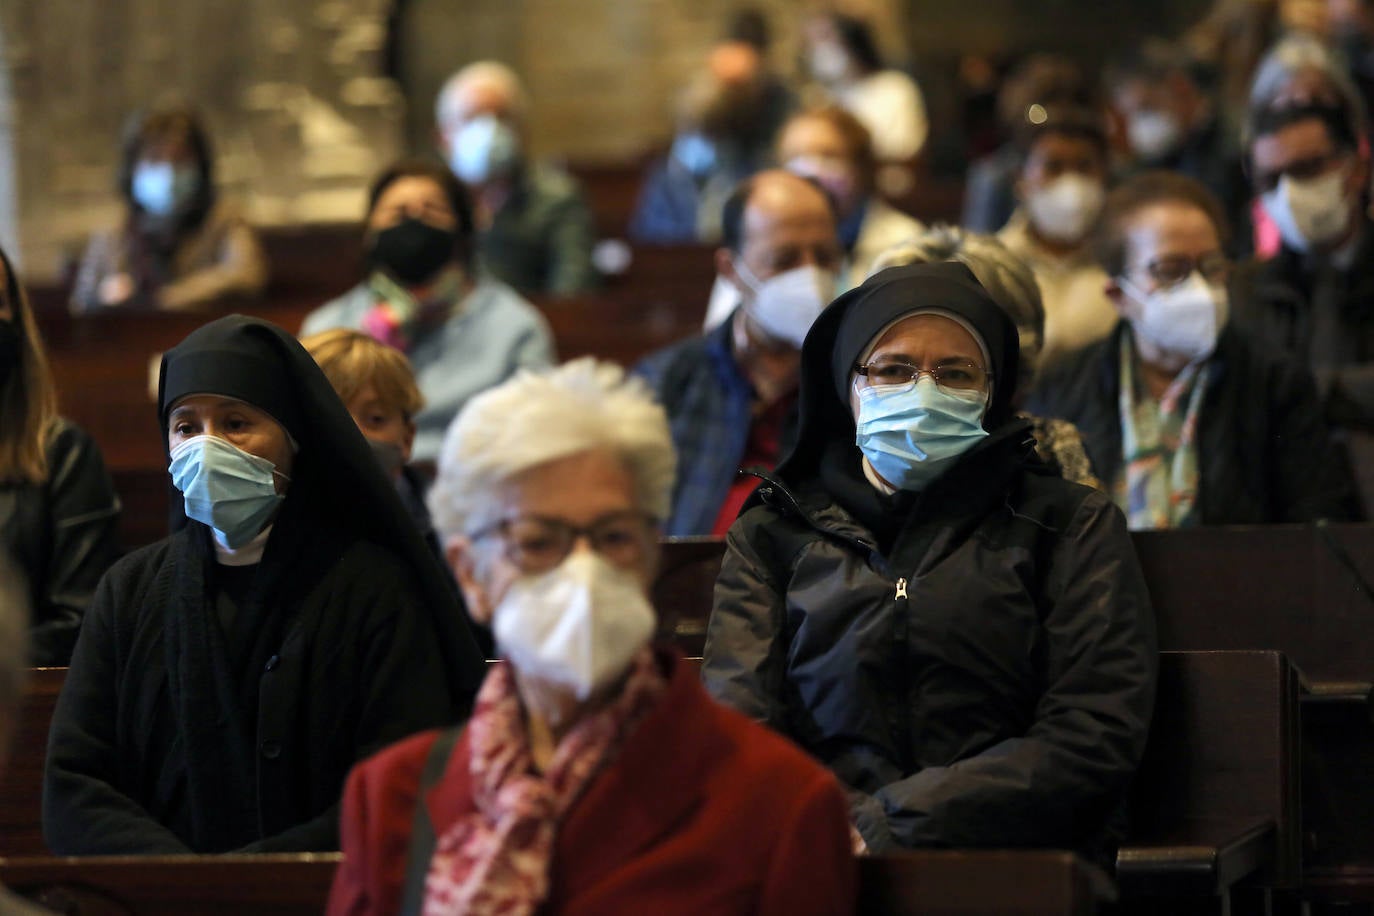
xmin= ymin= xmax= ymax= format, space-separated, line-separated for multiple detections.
xmin=44 ymin=315 xmax=484 ymax=855
xmin=702 ymin=263 xmax=1158 ymax=861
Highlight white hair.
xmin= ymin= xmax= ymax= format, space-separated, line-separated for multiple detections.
xmin=435 ymin=61 xmax=529 ymax=130
xmin=428 ymin=358 xmax=677 ymax=539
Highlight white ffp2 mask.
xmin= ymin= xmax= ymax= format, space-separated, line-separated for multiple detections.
xmin=1260 ymin=169 xmax=1353 ymax=253
xmin=1025 ymin=173 xmax=1105 ymax=244
xmin=1120 ymin=271 xmax=1226 ymax=363
xmin=734 ymin=262 xmax=837 ymax=349
xmin=492 ymin=551 xmax=656 ymax=701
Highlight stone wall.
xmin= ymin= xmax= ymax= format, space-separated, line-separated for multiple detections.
xmin=0 ymin=0 xmax=1205 ymax=281
xmin=0 ymin=0 xmax=404 ymax=280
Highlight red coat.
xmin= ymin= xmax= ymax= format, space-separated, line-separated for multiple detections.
xmin=327 ymin=650 xmax=856 ymax=915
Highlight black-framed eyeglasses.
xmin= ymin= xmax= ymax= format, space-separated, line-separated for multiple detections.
xmin=1133 ymin=253 xmax=1230 ymax=289
xmin=473 ymin=511 xmax=658 ymax=574
xmin=1251 ymin=151 xmax=1348 ymax=195
xmin=853 ymin=358 xmax=992 ymax=394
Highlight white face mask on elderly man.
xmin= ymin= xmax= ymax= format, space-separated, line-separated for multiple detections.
xmin=733 ymin=261 xmax=839 ymax=349
xmin=492 ymin=550 xmax=657 ymax=701
xmin=1119 ymin=271 xmax=1227 ymax=363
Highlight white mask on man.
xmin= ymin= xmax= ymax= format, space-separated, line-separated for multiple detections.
xmin=734 ymin=261 xmax=838 ymax=349
xmin=1127 ymin=110 xmax=1186 ymax=162
xmin=1025 ymin=173 xmax=1106 ymax=244
xmin=447 ymin=115 xmax=521 ymax=185
xmin=1260 ymin=169 xmax=1353 ymax=254
xmin=492 ymin=551 xmax=656 ymax=701
xmin=1119 ymin=271 xmax=1227 ymax=363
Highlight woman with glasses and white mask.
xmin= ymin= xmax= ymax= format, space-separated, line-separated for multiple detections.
xmin=703 ymin=261 xmax=1157 ymax=863
xmin=328 ymin=359 xmax=855 ymax=916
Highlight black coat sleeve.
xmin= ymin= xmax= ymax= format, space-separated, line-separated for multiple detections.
xmin=862 ymin=493 xmax=1158 ymax=849
xmin=31 ymin=423 xmax=121 ymax=666
xmin=701 ymin=512 xmax=790 ymax=731
xmin=43 ymin=569 xmax=192 ymax=854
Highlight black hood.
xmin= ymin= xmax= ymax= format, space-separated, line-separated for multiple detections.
xmin=776 ymin=261 xmax=1022 ymax=486
xmin=157 ymin=314 xmax=483 ymax=706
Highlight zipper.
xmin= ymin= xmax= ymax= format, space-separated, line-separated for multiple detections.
xmin=891 ymin=575 xmax=914 ymax=771
xmin=749 ymin=470 xmax=876 ymax=557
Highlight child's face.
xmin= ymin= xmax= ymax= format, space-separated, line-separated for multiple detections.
xmin=346 ymin=386 xmax=415 ymax=474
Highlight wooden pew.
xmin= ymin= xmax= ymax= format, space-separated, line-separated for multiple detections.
xmin=860 ymin=850 xmax=1112 ymax=915
xmin=0 ymin=851 xmax=1109 ymax=916
xmin=0 ymin=854 xmax=340 ymax=915
xmin=0 ymin=669 xmax=67 ymax=856
xmin=1116 ymin=650 xmax=1301 ymax=912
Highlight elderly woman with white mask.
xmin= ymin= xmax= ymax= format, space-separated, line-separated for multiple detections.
xmin=327 ymin=359 xmax=855 ymax=916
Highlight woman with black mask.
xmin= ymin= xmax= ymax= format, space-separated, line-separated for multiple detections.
xmin=0 ymin=245 xmax=120 ymax=665
xmin=702 ymin=262 xmax=1157 ymax=863
xmin=301 ymin=160 xmax=555 ymax=464
xmin=44 ymin=315 xmax=485 ymax=855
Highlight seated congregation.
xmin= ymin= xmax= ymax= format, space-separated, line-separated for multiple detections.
xmin=9 ymin=6 xmax=1374 ymax=915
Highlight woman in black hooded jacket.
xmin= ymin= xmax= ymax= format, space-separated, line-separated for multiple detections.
xmin=702 ymin=261 xmax=1157 ymax=861
xmin=44 ymin=315 xmax=484 ymax=855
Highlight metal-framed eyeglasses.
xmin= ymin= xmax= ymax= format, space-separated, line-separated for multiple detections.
xmin=473 ymin=511 xmax=658 ymax=574
xmin=853 ymin=358 xmax=993 ymax=395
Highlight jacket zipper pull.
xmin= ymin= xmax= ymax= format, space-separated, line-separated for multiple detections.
xmin=895 ymin=577 xmax=908 ymax=600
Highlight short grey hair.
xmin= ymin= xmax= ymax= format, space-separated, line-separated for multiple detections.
xmin=1245 ymin=34 xmax=1369 ymax=145
xmin=435 ymin=61 xmax=530 ymax=131
xmin=868 ymin=225 xmax=1046 ymax=387
xmin=428 ymin=358 xmax=677 ymax=539
xmin=0 ymin=553 xmax=29 ymax=728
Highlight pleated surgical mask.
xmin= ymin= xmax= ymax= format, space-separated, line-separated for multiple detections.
xmin=168 ymin=435 xmax=288 ymax=549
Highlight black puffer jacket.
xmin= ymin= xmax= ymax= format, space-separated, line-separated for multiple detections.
xmin=702 ymin=262 xmax=1158 ymax=860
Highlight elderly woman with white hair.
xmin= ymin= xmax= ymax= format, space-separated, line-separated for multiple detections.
xmin=327 ymin=358 xmax=856 ymax=916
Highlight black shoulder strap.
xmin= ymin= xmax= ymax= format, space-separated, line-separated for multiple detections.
xmin=398 ymin=725 xmax=463 ymax=916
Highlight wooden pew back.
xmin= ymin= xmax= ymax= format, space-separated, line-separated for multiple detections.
xmin=1118 ymin=650 xmax=1301 ymax=897
xmin=0 ymin=854 xmax=340 ymax=915
xmin=0 ymin=669 xmax=68 ymax=855
xmin=859 ymin=851 xmax=1111 ymax=915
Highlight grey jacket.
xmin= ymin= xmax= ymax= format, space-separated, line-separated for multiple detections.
xmin=702 ymin=431 xmax=1158 ymax=860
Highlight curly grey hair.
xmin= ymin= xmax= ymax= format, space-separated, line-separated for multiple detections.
xmin=868 ymin=225 xmax=1046 ymax=389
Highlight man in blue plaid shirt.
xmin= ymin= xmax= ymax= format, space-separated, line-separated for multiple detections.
xmin=636 ymin=171 xmax=842 ymax=535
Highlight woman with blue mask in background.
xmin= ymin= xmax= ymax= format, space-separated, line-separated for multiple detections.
xmin=44 ymin=315 xmax=484 ymax=855
xmin=70 ymin=101 xmax=267 ymax=312
xmin=703 ymin=261 xmax=1157 ymax=863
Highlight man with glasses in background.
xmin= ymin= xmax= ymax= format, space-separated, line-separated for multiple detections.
xmin=1028 ymin=171 xmax=1358 ymax=528
xmin=1231 ymin=98 xmax=1374 ymax=514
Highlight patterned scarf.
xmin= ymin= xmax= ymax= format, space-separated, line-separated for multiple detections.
xmin=1115 ymin=330 xmax=1211 ymax=530
xmin=360 ymin=268 xmax=466 ymax=352
xmin=421 ymin=648 xmax=667 ymax=916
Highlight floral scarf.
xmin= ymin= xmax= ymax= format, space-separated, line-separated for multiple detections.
xmin=421 ymin=648 xmax=667 ymax=916
xmin=1115 ymin=331 xmax=1211 ymax=530
xmin=360 ymin=268 xmax=466 ymax=352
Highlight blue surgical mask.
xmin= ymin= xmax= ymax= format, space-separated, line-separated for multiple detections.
xmin=855 ymin=377 xmax=989 ymax=491
xmin=132 ymin=161 xmax=198 ymax=217
xmin=168 ymin=435 xmax=287 ymax=548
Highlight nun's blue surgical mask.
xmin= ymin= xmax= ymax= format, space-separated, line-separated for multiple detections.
xmin=169 ymin=435 xmax=289 ymax=548
xmin=854 ymin=376 xmax=989 ymax=491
